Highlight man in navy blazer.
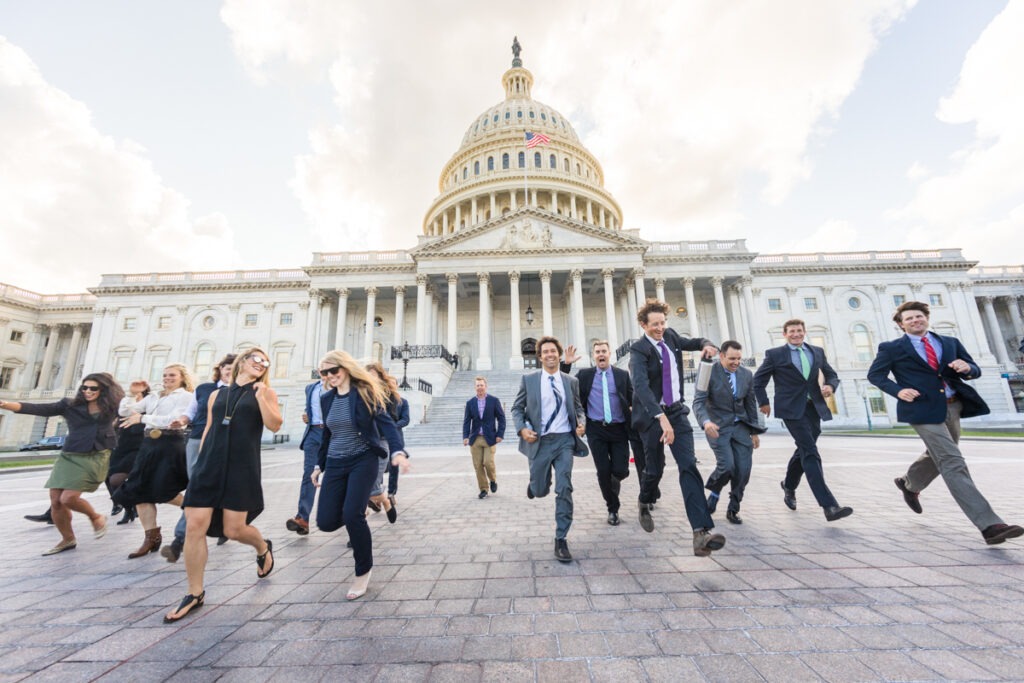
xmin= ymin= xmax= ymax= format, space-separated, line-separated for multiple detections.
xmin=462 ymin=376 xmax=506 ymax=499
xmin=753 ymin=318 xmax=852 ymax=522
xmin=868 ymin=300 xmax=1022 ymax=545
xmin=629 ymin=300 xmax=726 ymax=557
xmin=286 ymin=370 xmax=329 ymax=536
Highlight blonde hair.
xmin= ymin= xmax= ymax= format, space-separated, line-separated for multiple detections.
xmin=365 ymin=361 xmax=401 ymax=403
xmin=162 ymin=363 xmax=195 ymax=395
xmin=231 ymin=347 xmax=272 ymax=386
xmin=321 ymin=350 xmax=387 ymax=412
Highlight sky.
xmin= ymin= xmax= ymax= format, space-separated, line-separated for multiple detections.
xmin=1 ymin=0 xmax=1021 ymax=294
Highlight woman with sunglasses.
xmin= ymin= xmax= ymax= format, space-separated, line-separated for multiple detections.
xmin=1 ymin=373 xmax=125 ymax=555
xmin=365 ymin=362 xmax=410 ymax=519
xmin=114 ymin=363 xmax=196 ymax=559
xmin=105 ymin=379 xmax=151 ymax=526
xmin=165 ymin=348 xmax=282 ymax=623
xmin=312 ymin=350 xmax=409 ymax=600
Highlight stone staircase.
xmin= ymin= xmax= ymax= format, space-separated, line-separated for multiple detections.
xmin=404 ymin=370 xmax=529 ymax=447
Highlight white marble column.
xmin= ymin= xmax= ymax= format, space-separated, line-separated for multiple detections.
xmin=430 ymin=289 xmax=440 ymax=345
xmin=302 ymin=291 xmax=320 ymax=367
xmin=602 ymin=268 xmax=618 ymax=351
xmin=61 ymin=324 xmax=85 ymax=390
xmin=951 ymin=282 xmax=984 ymax=354
xmin=871 ymin=285 xmax=894 ymax=343
xmin=129 ymin=307 xmax=154 ymax=379
xmin=509 ymin=271 xmax=523 ymax=368
xmin=740 ymin=277 xmax=758 ymax=356
xmin=626 ymin=282 xmax=638 ymax=332
xmin=393 ymin=285 xmax=406 ymax=349
xmin=446 ymin=274 xmax=458 ymax=353
xmin=540 ymin=269 xmax=553 ymax=337
xmin=633 ymin=268 xmax=647 ymax=306
xmin=619 ymin=290 xmax=631 ymax=343
xmin=820 ymin=286 xmax=837 ymax=359
xmin=728 ymin=285 xmax=745 ymax=346
xmin=654 ymin=277 xmax=666 ymax=305
xmin=981 ymin=296 xmax=1013 ymax=368
xmin=415 ymin=274 xmax=428 ymax=345
xmin=264 ymin=301 xmax=276 ymax=351
xmin=964 ymin=284 xmax=995 ymax=360
xmin=1003 ymin=296 xmax=1023 ymax=340
xmin=363 ymin=287 xmax=378 ymax=359
xmin=683 ymin=277 xmax=700 ymax=337
xmin=335 ymin=288 xmax=350 ymax=352
xmin=81 ymin=308 xmax=105 ymax=374
xmin=37 ymin=325 xmax=60 ymax=391
xmin=317 ymin=296 xmax=331 ymax=356
xmin=711 ymin=276 xmax=730 ymax=341
xmin=570 ymin=269 xmax=589 ymax=367
xmin=477 ymin=272 xmax=492 ymax=370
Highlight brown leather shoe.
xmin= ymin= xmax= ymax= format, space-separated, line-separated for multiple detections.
xmin=894 ymin=477 xmax=922 ymax=514
xmin=128 ymin=527 xmax=162 ymax=559
xmin=982 ymin=523 xmax=1024 ymax=545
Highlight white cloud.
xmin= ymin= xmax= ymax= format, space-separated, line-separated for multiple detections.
xmin=777 ymin=219 xmax=860 ymax=254
xmin=0 ymin=37 xmax=239 ymax=292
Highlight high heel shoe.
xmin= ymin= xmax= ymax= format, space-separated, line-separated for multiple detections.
xmin=110 ymin=502 xmax=123 ymax=517
xmin=346 ymin=569 xmax=371 ymax=600
xmin=116 ymin=505 xmax=137 ymax=525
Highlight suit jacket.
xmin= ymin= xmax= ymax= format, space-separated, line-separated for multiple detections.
xmin=462 ymin=394 xmax=506 ymax=446
xmin=867 ymin=332 xmax=989 ymax=424
xmin=753 ymin=343 xmax=838 ymax=421
xmin=316 ymin=388 xmax=405 ymax=470
xmin=628 ymin=328 xmax=712 ymax=432
xmin=298 ymin=380 xmax=324 ymax=450
xmin=511 ymin=370 xmax=589 ymax=459
xmin=693 ymin=362 xmax=765 ymax=434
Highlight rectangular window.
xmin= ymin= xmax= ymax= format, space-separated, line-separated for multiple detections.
xmin=803 ymin=297 xmax=818 ymax=311
xmin=274 ymin=350 xmax=290 ymax=379
xmin=113 ymin=356 xmax=131 ymax=384
xmin=929 ymin=294 xmax=943 ymax=307
xmin=9 ymin=330 xmax=24 ymax=343
xmin=768 ymin=298 xmax=783 ymax=312
xmin=244 ymin=314 xmax=258 ymax=327
xmin=278 ymin=312 xmax=293 ymax=326
xmin=868 ymin=387 xmax=887 ymax=414
xmin=148 ymin=354 xmax=168 ymax=386
xmin=892 ymin=294 xmax=906 ymax=307
xmin=157 ymin=316 xmax=172 ymax=330
xmin=0 ymin=367 xmax=14 ymax=389
xmin=122 ymin=317 xmax=137 ymax=331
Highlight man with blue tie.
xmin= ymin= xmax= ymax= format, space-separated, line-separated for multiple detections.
xmin=462 ymin=376 xmax=506 ymax=499
xmin=868 ymin=300 xmax=1022 ymax=545
xmin=286 ymin=367 xmax=329 ymax=535
xmin=694 ymin=340 xmax=765 ymax=525
xmin=561 ymin=340 xmax=634 ymax=526
xmin=629 ymin=300 xmax=725 ymax=557
xmin=753 ymin=319 xmax=852 ymax=522
xmin=512 ymin=336 xmax=588 ymax=562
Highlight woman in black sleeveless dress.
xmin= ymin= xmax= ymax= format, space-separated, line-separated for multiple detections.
xmin=164 ymin=348 xmax=283 ymax=623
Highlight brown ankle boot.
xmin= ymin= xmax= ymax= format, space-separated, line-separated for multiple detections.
xmin=128 ymin=527 xmax=162 ymax=559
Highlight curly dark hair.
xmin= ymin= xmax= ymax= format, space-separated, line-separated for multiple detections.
xmin=71 ymin=372 xmax=125 ymax=419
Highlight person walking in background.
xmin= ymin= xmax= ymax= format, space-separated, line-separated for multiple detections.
xmin=106 ymin=379 xmax=151 ymax=526
xmin=693 ymin=340 xmax=764 ymax=525
xmin=114 ymin=364 xmax=196 ymax=559
xmin=287 ymin=366 xmax=329 ymax=536
xmin=754 ymin=318 xmax=852 ymax=522
xmin=629 ymin=300 xmax=725 ymax=557
xmin=165 ymin=354 xmax=235 ymax=562
xmin=1 ymin=374 xmax=124 ymax=556
xmin=868 ymin=300 xmax=1023 ymax=545
xmin=311 ymin=351 xmax=408 ymax=601
xmin=462 ymin=376 xmax=506 ymax=499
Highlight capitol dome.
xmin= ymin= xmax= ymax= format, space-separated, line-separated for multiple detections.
xmin=422 ymin=42 xmax=623 ymax=236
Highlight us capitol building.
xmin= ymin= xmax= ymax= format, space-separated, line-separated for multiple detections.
xmin=2 ymin=47 xmax=1023 ymax=448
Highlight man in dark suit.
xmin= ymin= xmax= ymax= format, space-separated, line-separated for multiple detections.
xmin=512 ymin=336 xmax=588 ymax=562
xmin=286 ymin=368 xmax=329 ymax=536
xmin=693 ymin=340 xmax=765 ymax=525
xmin=753 ymin=318 xmax=852 ymax=522
xmin=630 ymin=300 xmax=725 ymax=557
xmin=868 ymin=300 xmax=1022 ymax=545
xmin=561 ymin=340 xmax=634 ymax=525
xmin=462 ymin=376 xmax=506 ymax=499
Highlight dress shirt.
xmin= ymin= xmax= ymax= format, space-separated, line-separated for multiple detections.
xmin=476 ymin=396 xmax=487 ymax=435
xmin=586 ymin=367 xmax=625 ymax=423
xmin=119 ymin=388 xmax=197 ymax=428
xmin=906 ymin=331 xmax=955 ymax=398
xmin=310 ymin=381 xmax=326 ymax=425
xmin=540 ymin=370 xmax=571 ymax=435
xmin=787 ymin=343 xmax=811 ymax=372
xmin=644 ymin=333 xmax=681 ymax=407
xmin=185 ymin=380 xmax=224 ymax=422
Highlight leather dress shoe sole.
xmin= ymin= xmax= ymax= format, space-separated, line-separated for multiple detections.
xmin=780 ymin=481 xmax=797 ymax=511
xmin=824 ymin=506 xmax=854 ymax=522
xmin=894 ymin=477 xmax=922 ymax=514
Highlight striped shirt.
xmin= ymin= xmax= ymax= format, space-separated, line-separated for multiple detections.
xmin=325 ymin=393 xmax=370 ymax=459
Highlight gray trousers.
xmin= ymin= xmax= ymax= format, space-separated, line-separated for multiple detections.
xmin=174 ymin=438 xmax=203 ymax=544
xmin=704 ymin=423 xmax=754 ymax=514
xmin=528 ymin=432 xmax=575 ymax=540
xmin=907 ymin=399 xmax=1002 ymax=531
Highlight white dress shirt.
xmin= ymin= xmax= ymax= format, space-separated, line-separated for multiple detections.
xmin=119 ymin=387 xmax=197 ymax=428
xmin=644 ymin=333 xmax=681 ymax=408
xmin=539 ymin=370 xmax=571 ymax=436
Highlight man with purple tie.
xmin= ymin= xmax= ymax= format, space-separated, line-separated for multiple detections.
xmin=629 ymin=300 xmax=725 ymax=557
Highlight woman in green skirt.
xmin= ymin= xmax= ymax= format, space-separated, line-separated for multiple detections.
xmin=0 ymin=373 xmax=124 ymax=555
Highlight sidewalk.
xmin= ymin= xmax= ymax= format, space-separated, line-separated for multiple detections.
xmin=1 ymin=434 xmax=1022 ymax=681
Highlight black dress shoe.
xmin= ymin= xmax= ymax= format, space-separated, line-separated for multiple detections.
xmin=707 ymin=492 xmax=720 ymax=514
xmin=638 ymin=502 xmax=654 ymax=533
xmin=726 ymin=510 xmax=742 ymax=524
xmin=894 ymin=477 xmax=922 ymax=514
xmin=478 ymin=490 xmax=488 ymax=499
xmin=554 ymin=538 xmax=572 ymax=563
xmin=490 ymin=480 xmax=497 ymax=493
xmin=824 ymin=505 xmax=853 ymax=522
xmin=25 ymin=510 xmax=53 ymax=524
xmin=780 ymin=481 xmax=797 ymax=511
xmin=607 ymin=512 xmax=620 ymax=526
xmin=217 ymin=536 xmax=229 ymax=546
xmin=982 ymin=523 xmax=1024 ymax=545
xmin=527 ymin=484 xmax=535 ymax=499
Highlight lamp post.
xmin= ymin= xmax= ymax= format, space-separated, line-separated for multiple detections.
xmin=399 ymin=341 xmax=411 ymax=390
xmin=857 ymin=380 xmax=873 ymax=432
xmin=525 ymin=277 xmax=535 ymax=326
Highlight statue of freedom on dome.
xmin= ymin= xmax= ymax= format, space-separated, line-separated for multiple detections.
xmin=512 ymin=36 xmax=522 ymax=66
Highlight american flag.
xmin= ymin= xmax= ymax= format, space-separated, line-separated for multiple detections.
xmin=525 ymin=131 xmax=550 ymax=148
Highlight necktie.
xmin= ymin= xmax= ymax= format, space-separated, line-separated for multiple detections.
xmin=728 ymin=371 xmax=737 ymax=398
xmin=922 ymin=336 xmax=939 ymax=370
xmin=544 ymin=375 xmax=562 ymax=433
xmin=658 ymin=341 xmax=673 ymax=404
xmin=601 ymin=370 xmax=612 ymax=422
xmin=798 ymin=346 xmax=811 ymax=380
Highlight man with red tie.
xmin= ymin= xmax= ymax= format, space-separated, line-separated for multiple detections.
xmin=868 ymin=300 xmax=1022 ymax=545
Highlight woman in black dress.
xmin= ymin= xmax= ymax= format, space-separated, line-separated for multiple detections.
xmin=106 ymin=379 xmax=150 ymax=525
xmin=164 ymin=347 xmax=282 ymax=623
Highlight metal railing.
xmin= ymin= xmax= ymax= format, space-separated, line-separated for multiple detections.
xmin=390 ymin=344 xmax=457 ymax=364
xmin=418 ymin=379 xmax=433 ymax=395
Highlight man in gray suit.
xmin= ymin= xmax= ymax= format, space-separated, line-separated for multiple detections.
xmin=512 ymin=335 xmax=588 ymax=563
xmin=693 ymin=340 xmax=765 ymax=525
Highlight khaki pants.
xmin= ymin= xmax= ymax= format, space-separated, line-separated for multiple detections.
xmin=469 ymin=436 xmax=497 ymax=491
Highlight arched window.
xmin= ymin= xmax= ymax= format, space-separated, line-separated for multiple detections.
xmin=518 ymin=151 xmax=525 ymax=168
xmin=529 ymin=110 xmax=535 ymax=119
xmin=493 ymin=114 xmax=498 ymax=123
xmin=462 ymin=167 xmax=468 ymax=180
xmin=534 ymin=152 xmax=541 ymax=167
xmin=541 ymin=112 xmax=547 ymax=121
xmin=851 ymin=324 xmax=873 ymax=362
xmin=563 ymin=159 xmax=570 ymax=173
xmin=576 ymin=163 xmax=581 ymax=175
xmin=487 ymin=156 xmax=494 ymax=171
xmin=502 ymin=153 xmax=509 ymax=170
xmin=193 ymin=342 xmax=215 ymax=381
xmin=517 ymin=110 xmax=523 ymax=119
xmin=505 ymin=111 xmax=510 ymax=121
xmin=474 ymin=160 xmax=480 ymax=175
xmin=549 ymin=154 xmax=556 ymax=169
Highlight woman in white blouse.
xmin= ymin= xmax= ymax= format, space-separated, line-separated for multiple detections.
xmin=112 ymin=363 xmax=197 ymax=559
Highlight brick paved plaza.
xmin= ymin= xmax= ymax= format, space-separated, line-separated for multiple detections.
xmin=1 ymin=433 xmax=1023 ymax=682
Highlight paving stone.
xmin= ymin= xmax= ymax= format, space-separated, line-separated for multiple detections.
xmin=639 ymin=655 xmax=706 ymax=682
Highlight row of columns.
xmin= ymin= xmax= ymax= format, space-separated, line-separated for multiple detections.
xmin=0 ymin=322 xmax=90 ymax=393
xmin=429 ymin=188 xmax=618 ymax=236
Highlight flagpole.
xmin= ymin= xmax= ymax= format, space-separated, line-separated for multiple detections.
xmin=523 ymin=133 xmax=529 ymax=209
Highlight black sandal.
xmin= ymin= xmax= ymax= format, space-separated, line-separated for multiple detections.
xmin=164 ymin=591 xmax=205 ymax=623
xmin=256 ymin=539 xmax=274 ymax=578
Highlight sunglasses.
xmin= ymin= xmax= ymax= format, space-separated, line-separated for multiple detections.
xmin=319 ymin=366 xmax=342 ymax=377
xmin=247 ymin=355 xmax=271 ymax=368
xmin=80 ymin=385 xmax=101 ymax=393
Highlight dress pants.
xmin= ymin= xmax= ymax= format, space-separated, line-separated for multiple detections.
xmin=173 ymin=437 xmax=203 ymax=544
xmin=907 ymin=399 xmax=1002 ymax=530
xmin=585 ymin=420 xmax=630 ymax=513
xmin=703 ymin=423 xmax=754 ymax=514
xmin=638 ymin=409 xmax=713 ymax=531
xmin=316 ymin=451 xmax=380 ymax=576
xmin=527 ymin=432 xmax=575 ymax=540
xmin=782 ymin=404 xmax=838 ymax=509
xmin=296 ymin=427 xmax=324 ymax=521
xmin=469 ymin=436 xmax=497 ymax=492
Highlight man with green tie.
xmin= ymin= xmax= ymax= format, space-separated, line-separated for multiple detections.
xmin=753 ymin=319 xmax=853 ymax=522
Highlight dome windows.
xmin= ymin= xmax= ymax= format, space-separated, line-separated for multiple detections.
xmin=529 ymin=110 xmax=535 ymax=119
xmin=487 ymin=156 xmax=494 ymax=171
xmin=493 ymin=113 xmax=498 ymax=123
xmin=541 ymin=112 xmax=547 ymax=121
xmin=534 ymin=152 xmax=541 ymax=167
xmin=502 ymin=153 xmax=509 ymax=169
xmin=463 ymin=167 xmax=468 ymax=180
xmin=518 ymin=151 xmax=525 ymax=168
xmin=517 ymin=110 xmax=523 ymax=119
xmin=474 ymin=161 xmax=480 ymax=176
xmin=505 ymin=112 xmax=510 ymax=121
xmin=549 ymin=154 xmax=556 ymax=169
xmin=563 ymin=159 xmax=570 ymax=173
